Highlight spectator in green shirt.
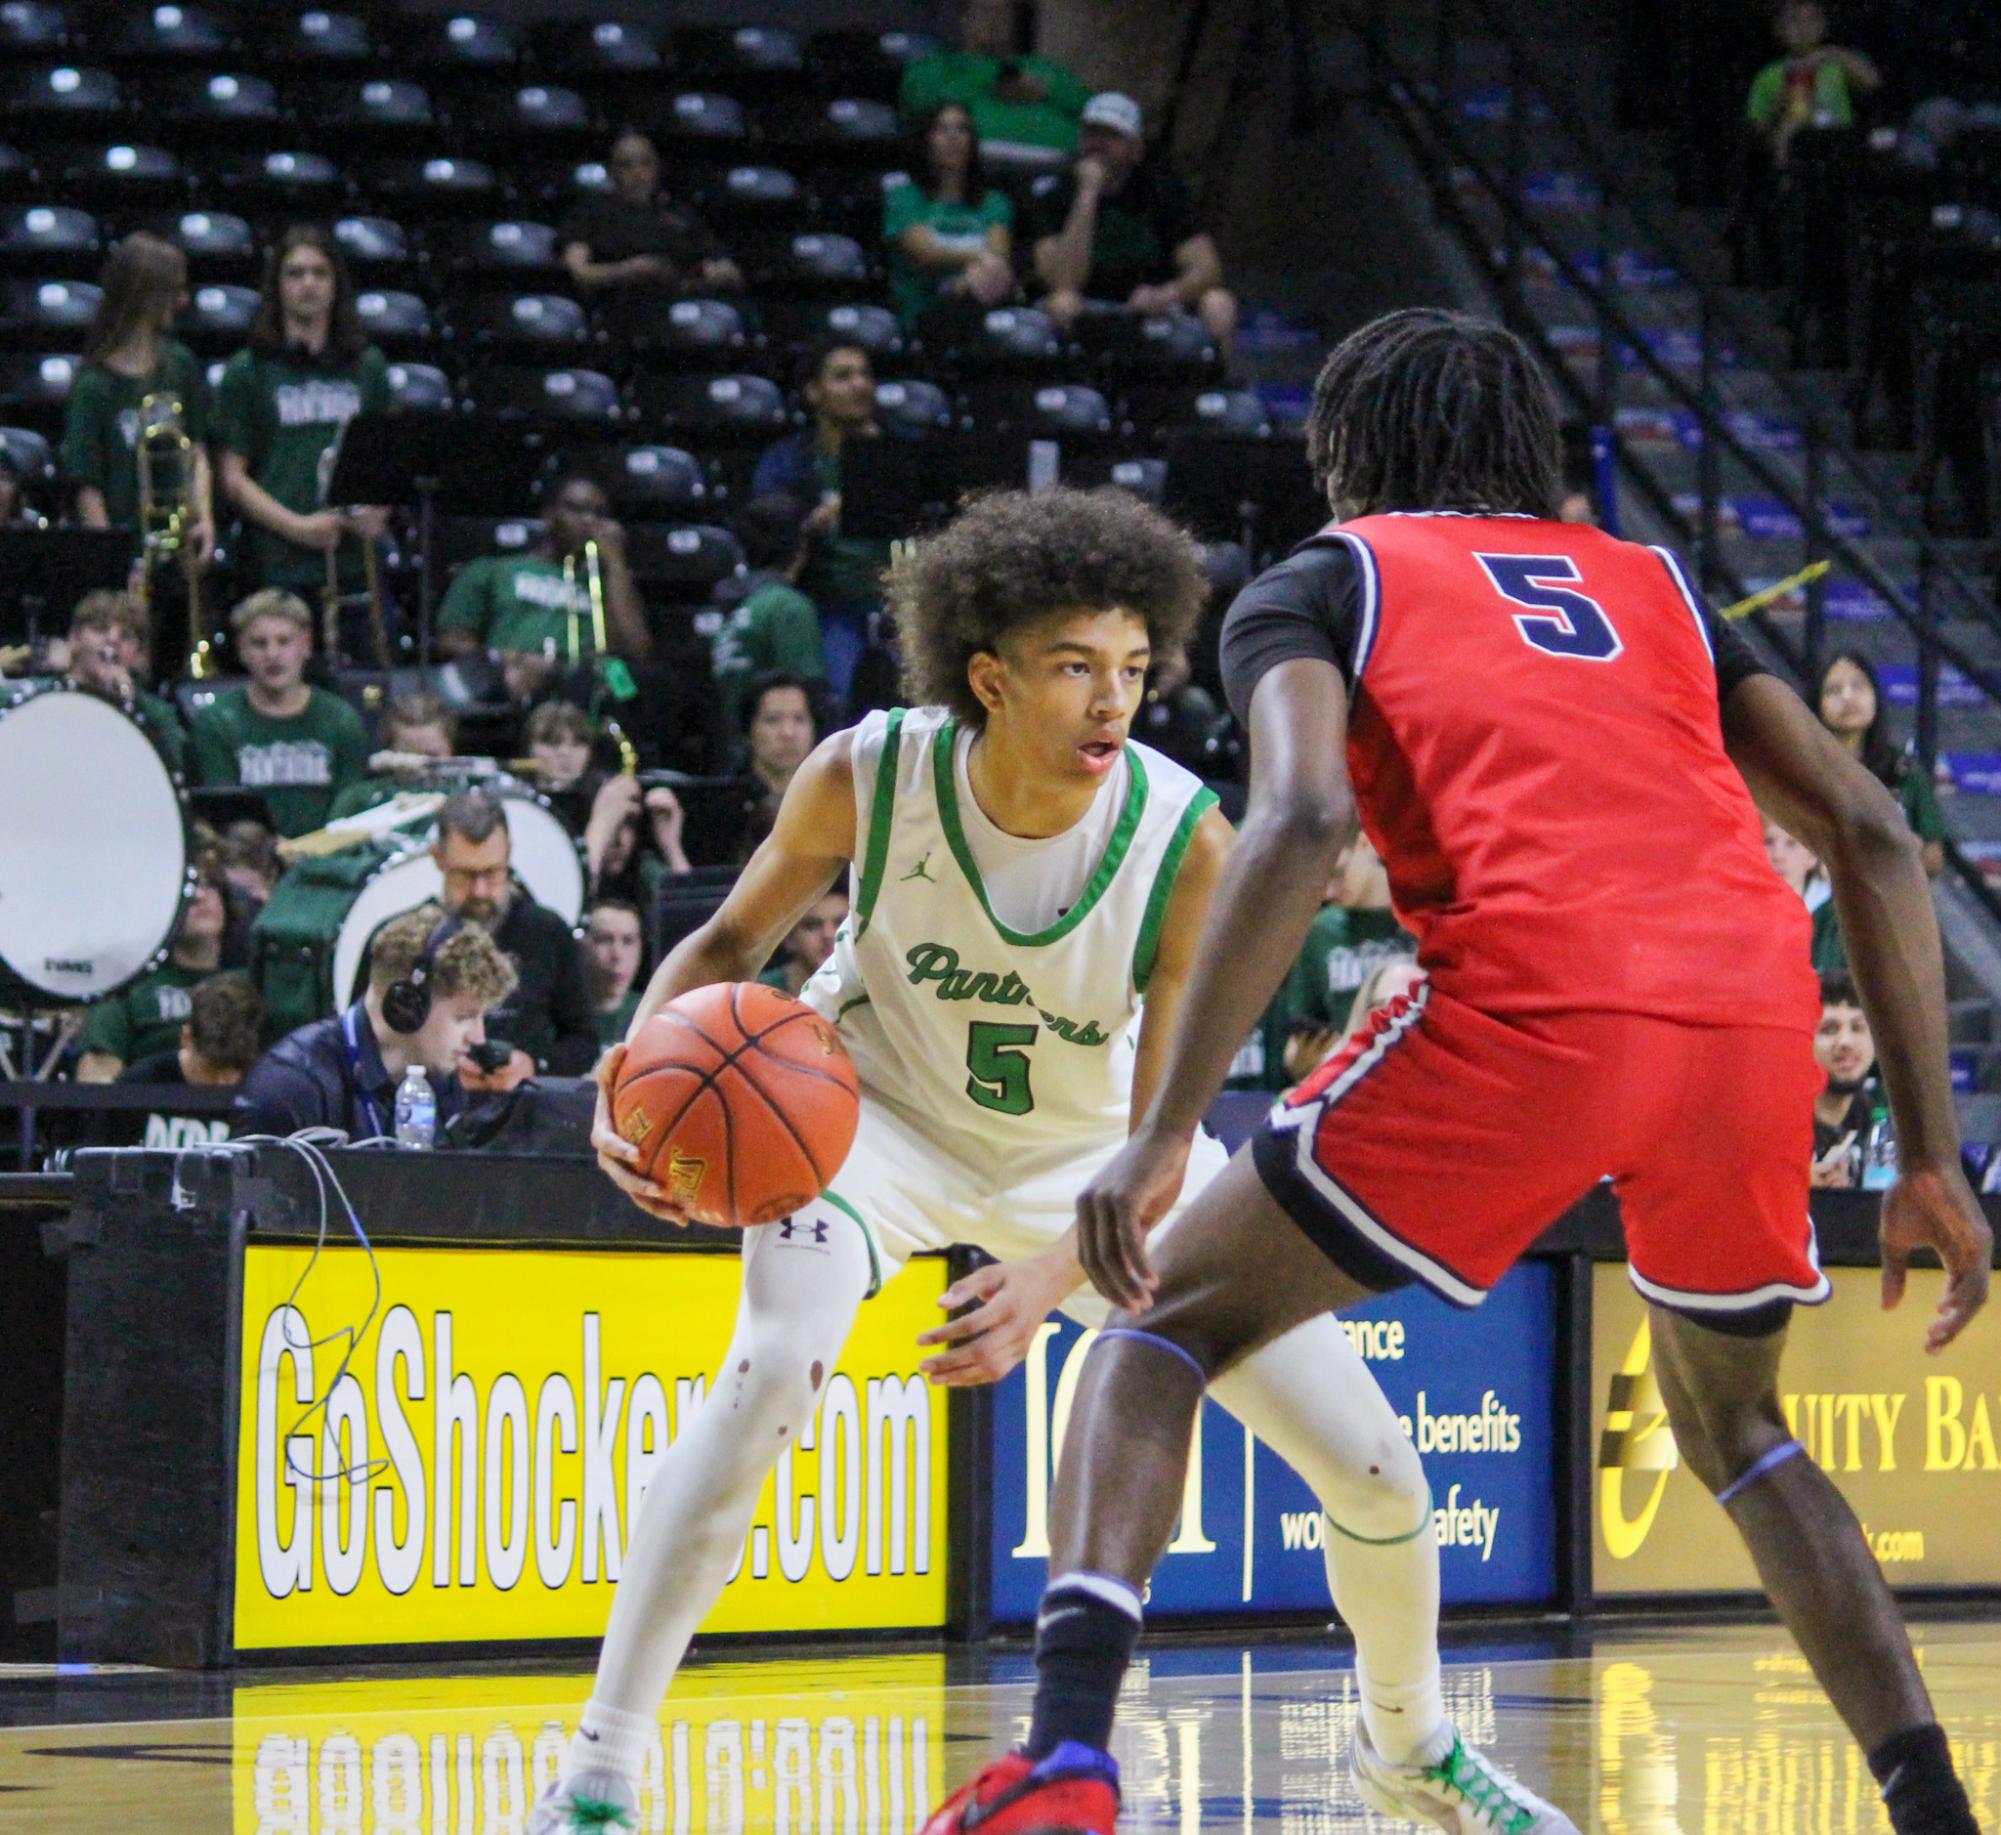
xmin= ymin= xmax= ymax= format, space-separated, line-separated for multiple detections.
xmin=713 ymin=494 xmax=827 ymax=733
xmin=1816 ymin=650 xmax=1945 ymax=876
xmin=189 ymin=589 xmax=369 ymax=838
xmin=757 ymin=888 xmax=848 ymax=999
xmin=1746 ymin=1 xmax=1879 ymax=168
xmin=76 ymin=859 xmax=231 ymax=1080
xmin=435 ymin=471 xmax=653 ymax=704
xmin=61 ymin=231 xmax=214 ymax=570
xmin=53 ymin=589 xmax=187 ymax=775
xmin=899 ymin=0 xmax=1092 ymax=164
xmin=583 ymin=898 xmax=646 ymax=1049
xmin=324 ymin=692 xmax=460 ymax=820
xmin=213 ymin=225 xmax=391 ymax=604
xmin=884 ymin=103 xmax=1017 ymax=330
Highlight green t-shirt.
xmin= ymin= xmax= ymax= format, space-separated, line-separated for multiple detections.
xmin=437 ymin=552 xmax=597 ymax=660
xmin=213 ymin=344 xmax=390 ymax=592
xmin=1227 ymin=905 xmax=1414 ymax=1092
xmin=189 ymin=685 xmax=370 ymax=837
xmin=1746 ymin=55 xmax=1855 ymax=132
xmin=1810 ymin=897 xmax=1846 ymax=974
xmin=883 ymin=183 xmax=1014 ymax=326
xmin=899 ymin=50 xmax=1091 ymax=152
xmin=594 ymin=988 xmax=641 ymax=1049
xmin=78 ymin=960 xmax=206 ymax=1064
xmin=1899 ymin=764 xmax=1946 ymax=845
xmin=59 ymin=340 xmax=209 ymax=548
xmin=712 ymin=577 xmax=826 ymax=731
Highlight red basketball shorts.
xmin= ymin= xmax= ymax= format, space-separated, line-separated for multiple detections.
xmin=1250 ymin=983 xmax=1831 ymax=1323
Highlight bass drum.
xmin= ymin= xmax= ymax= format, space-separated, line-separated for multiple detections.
xmin=0 ymin=680 xmax=189 ymax=1009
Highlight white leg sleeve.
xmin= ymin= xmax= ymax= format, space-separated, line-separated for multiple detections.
xmin=1208 ymin=1315 xmax=1446 ymax=1763
xmin=583 ymin=1201 xmax=874 ymax=1728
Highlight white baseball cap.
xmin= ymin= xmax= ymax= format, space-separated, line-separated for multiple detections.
xmin=1080 ymin=92 xmax=1143 ymax=139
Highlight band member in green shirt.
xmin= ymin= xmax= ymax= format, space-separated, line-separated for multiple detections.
xmin=189 ymin=589 xmax=369 ymax=838
xmin=53 ymin=589 xmax=188 ymax=774
xmin=435 ymin=471 xmax=651 ymax=703
xmin=61 ymin=231 xmax=214 ymax=570
xmin=213 ymin=225 xmax=390 ymax=605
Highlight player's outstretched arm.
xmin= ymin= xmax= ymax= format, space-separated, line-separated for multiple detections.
xmin=1076 ymin=659 xmax=1354 ymax=1309
xmin=592 ymin=732 xmax=858 ymax=1218
xmin=1722 ymin=673 xmax=1992 ymax=1349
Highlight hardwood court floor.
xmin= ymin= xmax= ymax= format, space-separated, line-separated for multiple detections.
xmin=1 ymin=1617 xmax=1997 ymax=1832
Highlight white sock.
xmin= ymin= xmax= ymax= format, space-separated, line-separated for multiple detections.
xmin=567 ymin=1700 xmax=655 ymax=1788
xmin=1208 ymin=1314 xmax=1447 ymax=1765
xmin=585 ymin=1207 xmax=872 ymax=1722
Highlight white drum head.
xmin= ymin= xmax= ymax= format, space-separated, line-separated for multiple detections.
xmin=500 ymin=791 xmax=585 ymax=925
xmin=331 ymin=850 xmax=442 ymax=1014
xmin=0 ymin=688 xmax=187 ymax=1001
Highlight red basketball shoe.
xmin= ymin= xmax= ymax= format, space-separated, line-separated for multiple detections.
xmin=920 ymin=1743 xmax=1120 ymax=1835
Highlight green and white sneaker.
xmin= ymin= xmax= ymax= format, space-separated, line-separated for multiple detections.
xmin=1350 ymin=1723 xmax=1578 ymax=1834
xmin=525 ymin=1772 xmax=639 ymax=1834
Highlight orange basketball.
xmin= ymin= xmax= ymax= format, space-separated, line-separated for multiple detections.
xmin=608 ymin=982 xmax=861 ymax=1228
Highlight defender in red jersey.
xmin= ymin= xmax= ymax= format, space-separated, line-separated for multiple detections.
xmin=939 ymin=310 xmax=1989 ymax=1835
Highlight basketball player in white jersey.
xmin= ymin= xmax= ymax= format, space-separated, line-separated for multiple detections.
xmin=531 ymin=490 xmax=1571 ymax=1835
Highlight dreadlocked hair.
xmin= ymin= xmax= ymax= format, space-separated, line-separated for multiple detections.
xmin=888 ymin=487 xmax=1207 ymax=729
xmin=1306 ymin=308 xmax=1564 ymax=520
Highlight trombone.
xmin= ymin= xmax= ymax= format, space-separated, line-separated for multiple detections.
xmin=133 ymin=391 xmax=209 ymax=677
xmin=562 ymin=535 xmax=638 ymax=773
xmin=316 ymin=419 xmax=390 ymax=669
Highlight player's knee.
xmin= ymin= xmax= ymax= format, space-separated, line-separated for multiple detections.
xmin=1658 ymin=1373 xmax=1783 ymax=1498
xmin=1320 ymin=1430 xmax=1430 ymax=1542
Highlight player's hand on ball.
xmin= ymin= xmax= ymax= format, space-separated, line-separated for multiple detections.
xmin=591 ymin=1044 xmax=689 ymax=1226
xmin=1880 ymin=1161 xmax=1992 ymax=1353
xmin=1076 ymin=1124 xmax=1190 ymax=1311
xmin=917 ymin=1252 xmax=1073 ymax=1387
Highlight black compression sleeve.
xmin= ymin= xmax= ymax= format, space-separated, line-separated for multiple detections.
xmin=1219 ymin=541 xmax=1362 ymax=727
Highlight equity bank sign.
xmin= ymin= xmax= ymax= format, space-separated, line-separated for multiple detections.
xmin=234 ymin=1245 xmax=950 ymax=1650
xmin=1591 ymin=1264 xmax=2001 ymax=1594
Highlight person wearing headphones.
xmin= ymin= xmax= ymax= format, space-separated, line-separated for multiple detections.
xmin=234 ymin=903 xmax=516 ymax=1139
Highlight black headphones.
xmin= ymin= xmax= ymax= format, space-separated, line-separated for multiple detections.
xmin=381 ymin=913 xmax=463 ymax=1035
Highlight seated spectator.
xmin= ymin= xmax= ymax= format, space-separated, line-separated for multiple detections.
xmin=213 ymin=225 xmax=390 ymax=611
xmin=325 ymin=692 xmax=461 ymax=819
xmin=1026 ymin=93 xmax=1240 ymax=363
xmin=525 ymin=699 xmax=605 ymax=835
xmin=56 ymin=589 xmax=187 ymax=772
xmin=218 ymin=819 xmax=283 ymax=911
xmin=560 ymin=130 xmax=742 ymax=336
xmin=686 ymin=670 xmax=819 ymax=867
xmin=585 ymin=773 xmax=689 ymax=905
xmin=420 ymin=789 xmax=598 ymax=1083
xmin=1815 ymin=650 xmax=1945 ymax=876
xmin=714 ymin=495 xmax=827 ymax=733
xmin=115 ymin=971 xmax=265 ymax=1148
xmin=1763 ymin=815 xmax=1845 ymax=969
xmin=752 ymin=339 xmax=893 ymax=706
xmin=899 ymin=0 xmax=1091 ymax=166
xmin=1810 ymin=968 xmax=1877 ymax=1187
xmin=236 ymin=903 xmax=516 ymax=1138
xmin=885 ymin=103 xmax=1017 ymax=331
xmin=61 ymin=231 xmax=214 ymax=575
xmin=435 ymin=471 xmax=651 ymax=705
xmin=1747 ymin=0 xmax=1880 ymax=171
xmin=76 ymin=859 xmax=233 ymax=1081
xmin=759 ymin=889 xmax=848 ymax=999
xmin=583 ymin=897 xmax=646 ymax=1048
xmin=189 ymin=589 xmax=369 ymax=837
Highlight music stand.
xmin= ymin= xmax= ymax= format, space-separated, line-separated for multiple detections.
xmin=0 ymin=527 xmax=134 ymax=658
xmin=323 ymin=414 xmax=546 ymax=667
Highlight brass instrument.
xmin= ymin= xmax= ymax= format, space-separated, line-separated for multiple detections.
xmin=316 ymin=419 xmax=390 ymax=669
xmin=133 ymin=391 xmax=209 ymax=677
xmin=562 ymin=536 xmax=638 ymax=773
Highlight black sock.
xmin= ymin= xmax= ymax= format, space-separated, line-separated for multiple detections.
xmin=1869 ymin=1724 xmax=1977 ymax=1835
xmin=1024 ymin=1577 xmax=1142 ymax=1760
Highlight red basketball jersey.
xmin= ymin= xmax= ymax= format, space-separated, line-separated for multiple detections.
xmin=1328 ymin=512 xmax=1816 ymax=1030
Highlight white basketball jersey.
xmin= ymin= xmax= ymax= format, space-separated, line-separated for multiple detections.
xmin=801 ymin=705 xmax=1218 ymax=1153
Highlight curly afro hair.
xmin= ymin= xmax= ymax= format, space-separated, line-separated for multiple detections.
xmin=888 ymin=487 xmax=1208 ymax=728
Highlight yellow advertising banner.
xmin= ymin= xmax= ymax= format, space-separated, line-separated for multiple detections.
xmin=1592 ymin=1263 xmax=2001 ymax=1595
xmin=230 ymin=1654 xmax=948 ymax=1835
xmin=233 ymin=1245 xmax=951 ymax=1650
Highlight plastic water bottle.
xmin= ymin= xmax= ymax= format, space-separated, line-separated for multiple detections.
xmin=1860 ymin=1105 xmax=1898 ymax=1191
xmin=394 ymin=1065 xmax=436 ymax=1148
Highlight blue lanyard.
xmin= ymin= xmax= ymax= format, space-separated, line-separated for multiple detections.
xmin=340 ymin=1005 xmax=390 ymax=1140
